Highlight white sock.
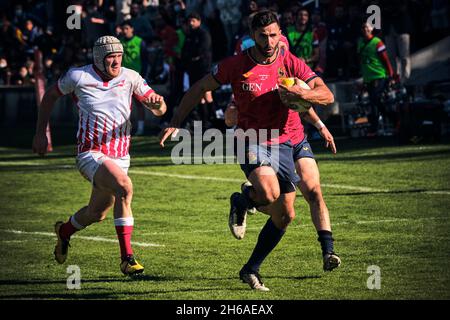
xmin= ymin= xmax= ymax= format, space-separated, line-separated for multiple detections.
xmin=114 ymin=217 xmax=134 ymax=226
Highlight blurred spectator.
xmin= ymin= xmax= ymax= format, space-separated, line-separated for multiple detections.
xmin=286 ymin=8 xmax=319 ymax=68
xmin=383 ymin=1 xmax=412 ymax=84
xmin=181 ymin=12 xmax=214 ymax=129
xmin=280 ymin=9 xmax=294 ymax=35
xmin=244 ymin=0 xmax=260 ymax=17
xmin=201 ymin=4 xmax=228 ymax=63
xmin=166 ymin=16 xmax=190 ymax=124
xmin=326 ymin=5 xmax=354 ymax=80
xmin=311 ymin=9 xmax=327 ymax=76
xmin=129 ymin=1 xmax=154 ymax=42
xmin=120 ymin=20 xmax=147 ymax=75
xmin=13 ymin=65 xmax=35 ymax=86
xmin=116 ymin=0 xmax=132 ymax=24
xmin=120 ymin=19 xmax=148 ymax=135
xmin=0 ymin=17 xmax=26 ymax=69
xmin=82 ymin=0 xmax=110 ymax=48
xmin=357 ymin=22 xmax=394 ymax=136
xmin=0 ymin=57 xmax=12 ymax=85
xmin=216 ymin=0 xmax=242 ymax=56
xmin=12 ymin=4 xmax=29 ymax=28
xmin=153 ymin=14 xmax=178 ymax=66
xmin=234 ymin=14 xmax=255 ymax=55
xmin=20 ymin=19 xmax=43 ymax=56
xmin=146 ymin=37 xmax=168 ymax=84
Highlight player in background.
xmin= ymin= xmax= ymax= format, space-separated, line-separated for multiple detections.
xmin=32 ymin=36 xmax=166 ymax=275
xmin=120 ymin=20 xmax=148 ymax=136
xmin=358 ymin=22 xmax=395 ymax=136
xmin=160 ymin=11 xmax=339 ymax=291
xmin=286 ymin=8 xmax=319 ymax=69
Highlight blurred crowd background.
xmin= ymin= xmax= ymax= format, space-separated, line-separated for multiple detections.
xmin=0 ymin=0 xmax=449 ymax=139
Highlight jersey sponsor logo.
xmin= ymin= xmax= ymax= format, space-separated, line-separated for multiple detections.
xmin=242 ymin=82 xmax=262 ymax=92
xmin=278 ymin=67 xmax=286 ymax=77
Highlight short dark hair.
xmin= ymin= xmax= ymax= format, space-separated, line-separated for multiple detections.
xmin=250 ymin=10 xmax=279 ymax=31
xmin=187 ymin=12 xmax=201 ymax=21
xmin=121 ymin=20 xmax=133 ymax=28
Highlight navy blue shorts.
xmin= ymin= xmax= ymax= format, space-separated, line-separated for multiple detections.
xmin=238 ymin=138 xmax=315 ymax=194
xmin=293 ymin=138 xmax=315 ymax=161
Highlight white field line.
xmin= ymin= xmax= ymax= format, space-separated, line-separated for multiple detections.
xmin=142 ymin=216 xmax=449 ymax=236
xmin=1 ymin=217 xmax=448 ymax=240
xmin=0 ymin=229 xmax=164 ymax=247
xmin=131 ymin=170 xmax=386 ymax=192
xmin=130 ymin=170 xmax=242 ymax=183
xmin=1 ymin=162 xmax=448 ymax=194
xmin=130 ymin=170 xmax=450 ymax=194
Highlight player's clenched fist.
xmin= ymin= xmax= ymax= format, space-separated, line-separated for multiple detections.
xmin=146 ymin=92 xmax=164 ymax=107
xmin=32 ymin=133 xmax=48 ymax=156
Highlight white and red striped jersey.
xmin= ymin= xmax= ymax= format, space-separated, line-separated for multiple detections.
xmin=57 ymin=65 xmax=154 ymax=158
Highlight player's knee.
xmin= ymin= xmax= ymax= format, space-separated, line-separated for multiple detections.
xmin=115 ymin=176 xmax=133 ymax=199
xmin=259 ymin=188 xmax=280 ymax=206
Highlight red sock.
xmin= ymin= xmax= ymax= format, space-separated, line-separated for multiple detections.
xmin=115 ymin=225 xmax=134 ymax=260
xmin=59 ymin=217 xmax=79 ymax=240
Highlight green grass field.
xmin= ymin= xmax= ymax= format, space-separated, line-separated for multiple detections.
xmin=0 ymin=126 xmax=449 ymax=300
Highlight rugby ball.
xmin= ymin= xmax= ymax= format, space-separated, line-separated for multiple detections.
xmin=279 ymin=77 xmax=312 ymax=113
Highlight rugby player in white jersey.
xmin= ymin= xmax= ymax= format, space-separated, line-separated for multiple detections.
xmin=32 ymin=36 xmax=166 ymax=275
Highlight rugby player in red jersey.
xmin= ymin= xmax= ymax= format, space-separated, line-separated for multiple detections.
xmin=160 ymin=10 xmax=339 ymax=291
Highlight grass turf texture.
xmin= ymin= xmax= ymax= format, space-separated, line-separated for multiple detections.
xmin=0 ymin=125 xmax=449 ymax=300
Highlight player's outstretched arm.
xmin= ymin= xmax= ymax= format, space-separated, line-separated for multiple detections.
xmin=159 ymin=74 xmax=220 ymax=147
xmin=141 ymin=92 xmax=167 ymax=117
xmin=300 ymin=108 xmax=336 ymax=154
xmin=32 ymin=84 xmax=62 ymax=156
xmin=279 ymin=77 xmax=334 ymax=107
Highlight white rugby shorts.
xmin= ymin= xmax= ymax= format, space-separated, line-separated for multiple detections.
xmin=76 ymin=151 xmax=130 ymax=184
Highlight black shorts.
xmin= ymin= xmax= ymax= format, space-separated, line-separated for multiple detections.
xmin=238 ymin=138 xmax=315 ymax=194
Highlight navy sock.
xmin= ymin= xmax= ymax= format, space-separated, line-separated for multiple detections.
xmin=244 ymin=219 xmax=286 ymax=273
xmin=241 ymin=185 xmax=258 ymax=209
xmin=317 ymin=230 xmax=334 ymax=255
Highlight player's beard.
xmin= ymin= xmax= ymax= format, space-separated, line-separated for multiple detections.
xmin=255 ymin=41 xmax=279 ymax=58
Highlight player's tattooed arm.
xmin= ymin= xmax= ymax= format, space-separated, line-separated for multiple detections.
xmin=142 ymin=92 xmax=167 ymax=117
xmin=32 ymin=83 xmax=63 ymax=156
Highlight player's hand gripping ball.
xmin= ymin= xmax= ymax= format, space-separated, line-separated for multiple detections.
xmin=279 ymin=77 xmax=312 ymax=113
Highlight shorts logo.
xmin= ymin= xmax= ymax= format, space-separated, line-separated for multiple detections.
xmin=303 ymin=146 xmax=309 ymax=151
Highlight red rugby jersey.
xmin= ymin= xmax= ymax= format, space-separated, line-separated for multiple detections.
xmin=213 ymin=48 xmax=317 ymax=144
